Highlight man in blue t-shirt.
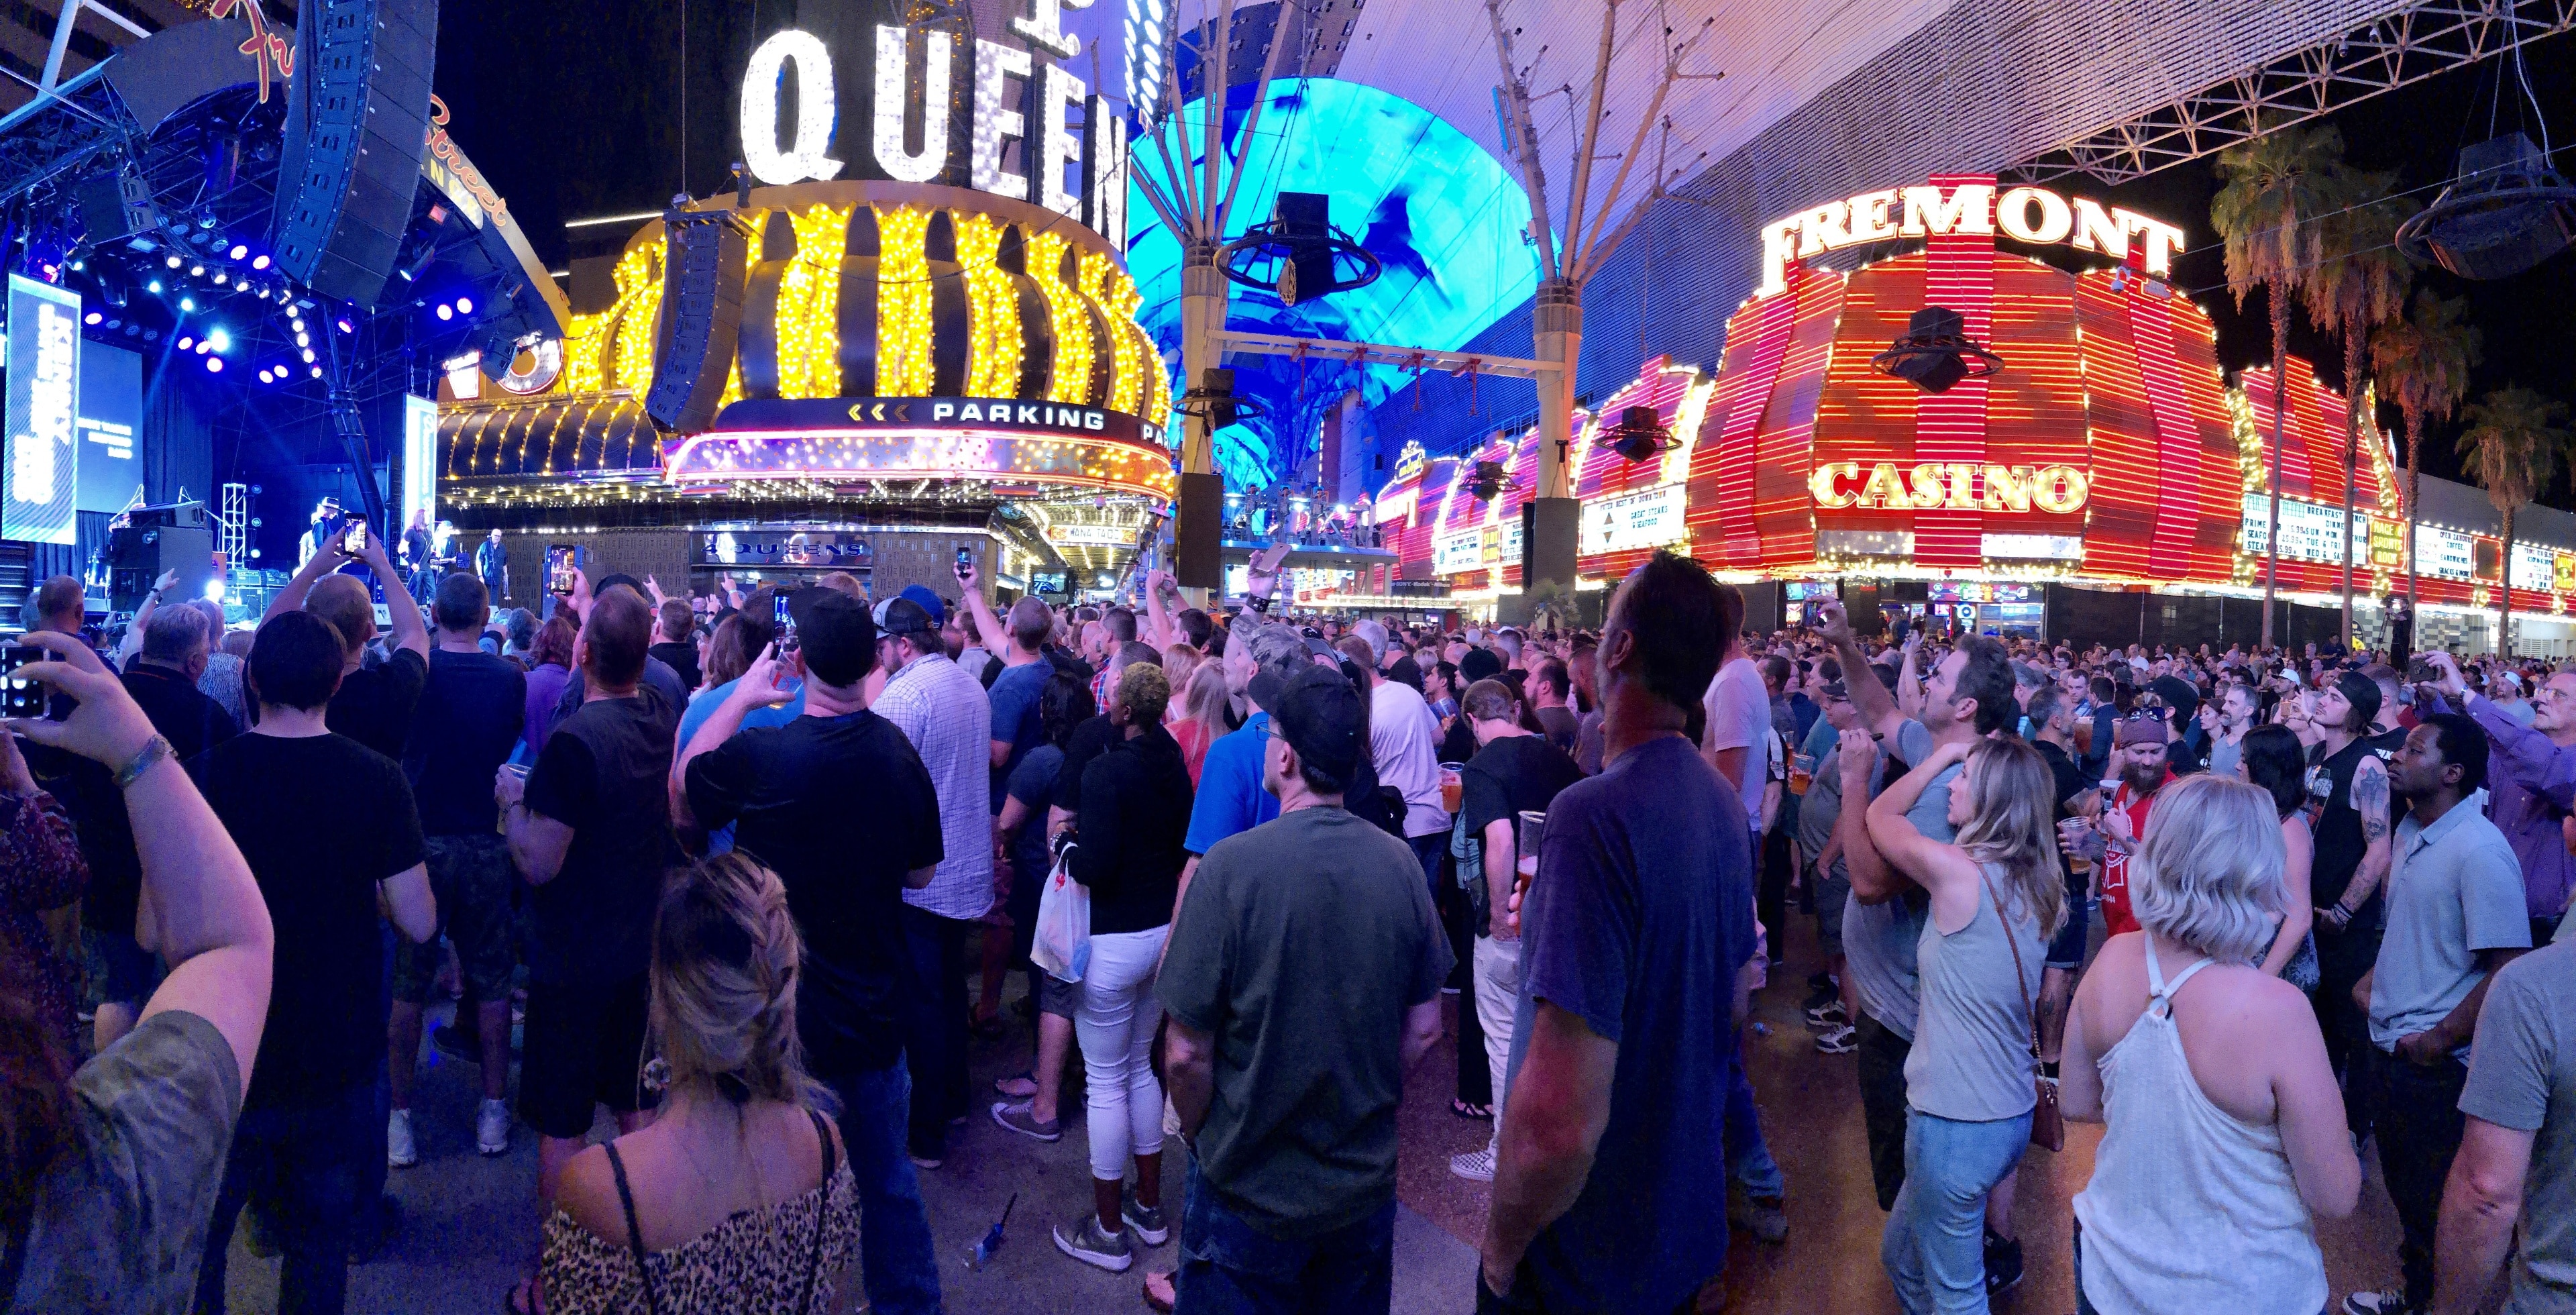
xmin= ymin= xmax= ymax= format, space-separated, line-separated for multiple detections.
xmin=981 ymin=592 xmax=1057 ymax=810
xmin=1479 ymin=551 xmax=1756 ymax=1315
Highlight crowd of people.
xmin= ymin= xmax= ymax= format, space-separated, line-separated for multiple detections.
xmin=9 ymin=523 xmax=2576 ymax=1315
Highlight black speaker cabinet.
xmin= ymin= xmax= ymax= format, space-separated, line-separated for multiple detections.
xmin=268 ymin=0 xmax=439 ymax=306
xmin=646 ymin=211 xmax=753 ymax=434
xmin=107 ymin=525 xmax=214 ymax=613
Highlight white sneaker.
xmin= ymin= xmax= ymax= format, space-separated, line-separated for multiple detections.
xmin=476 ymin=1098 xmax=512 ymax=1156
xmin=1450 ymin=1146 xmax=1497 ymax=1181
xmin=1815 ymin=1023 xmax=1859 ymax=1054
xmin=386 ymin=1108 xmax=417 ymax=1168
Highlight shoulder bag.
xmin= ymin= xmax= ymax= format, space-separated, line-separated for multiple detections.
xmin=1982 ymin=871 xmax=2063 ymax=1153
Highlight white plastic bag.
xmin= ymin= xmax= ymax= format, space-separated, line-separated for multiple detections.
xmin=1030 ymin=847 xmax=1091 ymax=983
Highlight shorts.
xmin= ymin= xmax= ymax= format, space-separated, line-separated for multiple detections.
xmin=392 ymin=833 xmax=519 ymax=1005
xmin=519 ymin=971 xmax=656 ymax=1139
xmin=83 ymin=927 xmax=162 ymax=1008
xmin=1813 ymin=868 xmax=1851 ymax=958
xmin=2047 ymin=893 xmax=2094 ymax=970
xmin=1034 ymin=967 xmax=1078 ymax=1020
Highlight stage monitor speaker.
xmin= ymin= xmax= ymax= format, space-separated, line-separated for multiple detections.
xmin=75 ymin=166 xmax=159 ymax=244
xmin=269 ymin=0 xmax=439 ymax=307
xmin=645 ymin=211 xmax=753 ymax=434
xmin=107 ymin=525 xmax=213 ymax=613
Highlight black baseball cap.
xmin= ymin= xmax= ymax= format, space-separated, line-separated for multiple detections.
xmin=871 ymin=594 xmax=938 ymax=639
xmin=792 ymin=590 xmax=877 ymax=686
xmin=1271 ymin=666 xmax=1366 ymax=784
xmin=1458 ymin=647 xmax=1503 ymax=684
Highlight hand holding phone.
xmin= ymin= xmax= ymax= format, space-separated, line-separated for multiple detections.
xmin=0 ymin=643 xmax=46 ymax=718
xmin=773 ymin=592 xmax=799 ymax=654
xmin=341 ymin=515 xmax=367 ymax=556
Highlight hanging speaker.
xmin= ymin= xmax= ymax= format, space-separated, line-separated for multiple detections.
xmin=645 ymin=210 xmax=753 ymax=434
xmin=268 ymin=0 xmax=439 ymax=307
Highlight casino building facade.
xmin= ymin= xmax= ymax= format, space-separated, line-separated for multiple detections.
xmin=1365 ymin=176 xmax=2576 ymax=655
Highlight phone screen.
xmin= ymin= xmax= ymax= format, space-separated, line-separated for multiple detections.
xmin=546 ymin=545 xmax=576 ymax=594
xmin=342 ymin=517 xmax=366 ymax=554
xmin=955 ymin=547 xmax=973 ymax=574
xmin=0 ymin=642 xmax=42 ymax=717
xmin=773 ymin=592 xmax=798 ymax=652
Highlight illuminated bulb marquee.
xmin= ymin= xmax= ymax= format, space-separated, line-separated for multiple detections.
xmin=664 ymin=425 xmax=1177 ymax=503
xmin=1756 ymin=178 xmax=2186 ymax=299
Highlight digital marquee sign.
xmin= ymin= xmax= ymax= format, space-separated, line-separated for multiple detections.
xmin=5 ymin=276 xmax=80 ymax=547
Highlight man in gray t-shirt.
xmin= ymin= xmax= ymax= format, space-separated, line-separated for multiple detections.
xmin=2441 ymin=938 xmax=2576 ymax=1313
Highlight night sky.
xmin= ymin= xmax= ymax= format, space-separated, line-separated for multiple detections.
xmin=428 ymin=5 xmax=2576 ymax=496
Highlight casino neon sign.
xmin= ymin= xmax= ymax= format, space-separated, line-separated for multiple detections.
xmin=1756 ymin=180 xmax=2186 ymax=298
xmin=1810 ymin=461 xmax=2090 ymax=515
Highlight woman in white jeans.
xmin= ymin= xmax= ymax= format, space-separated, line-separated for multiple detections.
xmin=1053 ymin=661 xmax=1195 ymax=1273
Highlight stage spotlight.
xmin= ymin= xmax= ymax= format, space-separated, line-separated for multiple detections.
xmin=227 ymin=244 xmax=248 ymax=260
xmin=251 ymin=254 xmax=270 ymax=270
xmin=83 ymin=311 xmax=101 ymax=325
xmin=206 ymin=329 xmax=229 ymax=352
xmin=176 ymin=335 xmax=193 ymax=350
xmin=146 ymin=280 xmax=162 ymax=293
xmin=455 ymin=296 xmax=474 ymax=314
xmin=295 ymin=332 xmax=309 ymax=346
xmin=257 ymin=368 xmax=272 ymax=382
xmin=179 ymin=297 xmax=195 ymax=311
xmin=337 ymin=319 xmax=354 ymax=333
xmin=1468 ymin=461 xmax=1510 ymax=501
xmin=301 ymin=349 xmax=315 ymax=363
xmin=309 ymin=366 xmax=321 ymax=378
xmin=164 ymin=254 xmax=180 ymax=268
xmin=201 ymin=579 xmax=225 ymax=603
xmin=189 ymin=265 xmax=204 ymax=276
xmin=435 ymin=303 xmax=454 ymax=321
xmin=1870 ymin=307 xmax=2004 ymax=393
xmin=204 ymin=358 xmax=221 ymax=373
xmin=213 ymin=272 xmax=227 ymax=284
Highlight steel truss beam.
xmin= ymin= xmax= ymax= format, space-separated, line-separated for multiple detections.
xmin=2013 ymin=0 xmax=2576 ymax=184
xmin=1212 ymin=330 xmax=1558 ymax=382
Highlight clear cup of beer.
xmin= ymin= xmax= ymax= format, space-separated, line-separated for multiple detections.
xmin=1439 ymin=762 xmax=1466 ymax=813
xmin=1789 ymin=752 xmax=1815 ymax=796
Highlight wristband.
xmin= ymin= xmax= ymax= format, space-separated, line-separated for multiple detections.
xmin=113 ymin=734 xmax=173 ymax=790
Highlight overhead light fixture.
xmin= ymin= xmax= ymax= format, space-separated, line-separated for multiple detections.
xmin=455 ymin=296 xmax=474 ymax=314
xmin=164 ymin=254 xmax=180 ymax=269
xmin=189 ymin=265 xmax=204 ymax=276
xmin=1870 ymin=307 xmax=2005 ymax=393
xmin=204 ymin=358 xmax=223 ymax=373
xmin=251 ymin=254 xmax=270 ymax=270
xmin=227 ymin=244 xmax=248 ymax=260
xmin=435 ymin=303 xmax=454 ymax=321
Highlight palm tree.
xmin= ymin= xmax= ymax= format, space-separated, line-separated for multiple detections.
xmin=2370 ymin=291 xmax=2483 ymax=607
xmin=2213 ymin=123 xmax=2347 ymax=649
xmin=2457 ymin=387 xmax=2571 ymax=658
xmin=2300 ymin=169 xmax=2417 ymax=649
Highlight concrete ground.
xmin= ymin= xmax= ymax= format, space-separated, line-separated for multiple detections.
xmin=212 ymin=912 xmax=2444 ymax=1315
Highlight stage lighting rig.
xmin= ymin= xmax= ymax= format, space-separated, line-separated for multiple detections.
xmin=1466 ymin=460 xmax=1517 ymax=502
xmin=2395 ymin=134 xmax=2576 ymax=281
xmin=1177 ymin=367 xmax=1268 ymax=430
xmin=1870 ymin=307 xmax=2004 ymax=394
xmin=1216 ymin=192 xmax=1382 ymax=307
xmin=1605 ymin=406 xmax=1671 ymax=462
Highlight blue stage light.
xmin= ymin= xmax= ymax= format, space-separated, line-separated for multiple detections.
xmin=204 ymin=358 xmax=223 ymax=373
xmin=227 ymin=245 xmax=248 ymax=260
xmin=435 ymin=304 xmax=454 ymax=321
xmin=455 ymin=296 xmax=474 ymax=315
xmin=83 ymin=311 xmax=101 ymax=325
xmin=251 ymin=255 xmax=270 ymax=270
xmin=146 ymin=280 xmax=162 ymax=293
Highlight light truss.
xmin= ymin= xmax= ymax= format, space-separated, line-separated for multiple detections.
xmin=1212 ymin=330 xmax=1558 ymax=382
xmin=2012 ymin=0 xmax=2576 ymax=184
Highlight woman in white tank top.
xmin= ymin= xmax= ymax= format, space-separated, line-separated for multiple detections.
xmin=2062 ymin=774 xmax=2361 ymax=1315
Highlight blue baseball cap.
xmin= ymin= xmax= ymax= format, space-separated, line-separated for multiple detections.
xmin=898 ymin=584 xmax=946 ymax=626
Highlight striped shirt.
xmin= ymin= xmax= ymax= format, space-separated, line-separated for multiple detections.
xmin=874 ymin=651 xmax=997 ymax=920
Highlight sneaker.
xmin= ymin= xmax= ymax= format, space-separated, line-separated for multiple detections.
xmin=1122 ymin=1187 xmax=1169 ymax=1246
xmin=1450 ymin=1146 xmax=1497 ymax=1182
xmin=1982 ymin=1230 xmax=2024 ymax=1296
xmin=476 ymin=1098 xmax=512 ymax=1156
xmin=991 ymin=1100 xmax=1063 ymax=1143
xmin=1815 ymin=1023 xmax=1858 ymax=1055
xmin=2343 ymin=1287 xmax=2419 ymax=1315
xmin=1054 ymin=1212 xmax=1134 ymax=1272
xmin=908 ymin=1136 xmax=943 ymax=1170
xmin=386 ymin=1108 xmax=418 ymax=1168
xmin=1727 ymin=1188 xmax=1786 ymax=1245
xmin=1803 ymin=1000 xmax=1848 ymax=1029
xmin=1806 ymin=969 xmax=1833 ymax=994
xmin=1801 ymin=983 xmax=1838 ymax=1014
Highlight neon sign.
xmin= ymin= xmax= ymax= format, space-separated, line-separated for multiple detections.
xmin=1389 ymin=440 xmax=1428 ymax=485
xmin=205 ymin=0 xmax=293 ymax=103
xmin=1809 ymin=461 xmax=2090 ymax=515
xmin=1756 ymin=180 xmax=2185 ymax=298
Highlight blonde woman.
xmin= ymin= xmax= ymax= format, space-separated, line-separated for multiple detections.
xmin=1865 ymin=736 xmax=2064 ymax=1314
xmin=2062 ymin=774 xmax=2359 ymax=1314
xmin=1163 ymin=662 xmax=1230 ymax=787
xmin=537 ymin=855 xmax=860 ymax=1315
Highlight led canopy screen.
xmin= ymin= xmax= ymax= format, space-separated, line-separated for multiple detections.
xmin=1126 ymin=78 xmax=1538 ymax=489
xmin=76 ymin=340 xmax=142 ymax=515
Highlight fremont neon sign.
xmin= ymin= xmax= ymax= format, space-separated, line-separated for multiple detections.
xmin=1810 ymin=461 xmax=2091 ymax=515
xmin=1756 ymin=181 xmax=2186 ymax=298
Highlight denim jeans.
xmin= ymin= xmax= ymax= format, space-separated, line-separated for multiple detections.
xmin=1882 ymin=1107 xmax=2031 ymax=1314
xmin=194 ymin=1082 xmax=375 ymax=1315
xmin=822 ymin=1058 xmax=946 ymax=1315
xmin=1175 ymin=1158 xmax=1395 ymax=1314
xmin=1725 ymin=1035 xmax=1784 ymax=1200
xmin=897 ymin=904 xmax=971 ymax=1155
xmin=1076 ymin=925 xmax=1169 ymax=1180
xmin=2375 ymin=1049 xmax=2471 ymax=1308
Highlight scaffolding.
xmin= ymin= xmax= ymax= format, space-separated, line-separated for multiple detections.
xmin=218 ymin=481 xmax=246 ymax=564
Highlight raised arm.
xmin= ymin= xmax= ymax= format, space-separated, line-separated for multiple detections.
xmin=1142 ymin=570 xmax=1179 ymax=650
xmin=1815 ymin=600 xmax=1907 ymax=743
xmin=358 ymin=533 xmax=428 ymax=663
xmin=117 ymin=571 xmax=178 ymax=665
xmin=1865 ymin=739 xmax=1983 ymax=920
xmin=9 ymin=631 xmax=272 ymax=1084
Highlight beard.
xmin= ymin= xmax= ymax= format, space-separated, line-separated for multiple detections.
xmin=2121 ymin=757 xmax=2167 ymax=796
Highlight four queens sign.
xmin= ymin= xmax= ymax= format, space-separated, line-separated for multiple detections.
xmin=5 ymin=275 xmax=80 ymax=547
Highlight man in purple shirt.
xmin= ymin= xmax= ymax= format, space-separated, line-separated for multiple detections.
xmin=2430 ymin=651 xmax=2576 ymax=944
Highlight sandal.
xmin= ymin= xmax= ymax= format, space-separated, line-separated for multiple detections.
xmin=994 ymin=1071 xmax=1039 ymax=1099
xmin=1452 ymin=1098 xmax=1493 ymax=1120
xmin=1142 ymin=1269 xmax=1177 ymax=1312
xmin=505 ymin=1276 xmax=545 ymax=1315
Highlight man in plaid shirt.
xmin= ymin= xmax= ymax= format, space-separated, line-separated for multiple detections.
xmin=870 ymin=591 xmax=996 ymax=1167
